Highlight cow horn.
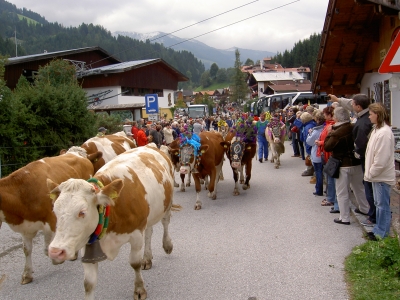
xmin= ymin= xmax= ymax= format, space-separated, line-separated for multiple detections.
xmin=81 ymin=240 xmax=107 ymax=263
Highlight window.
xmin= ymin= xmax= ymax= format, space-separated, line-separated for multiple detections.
xmin=121 ymin=87 xmax=134 ymax=96
xmin=153 ymin=89 xmax=164 ymax=97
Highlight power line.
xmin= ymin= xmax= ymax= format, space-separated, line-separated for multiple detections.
xmin=146 ymin=0 xmax=260 ymax=44
xmin=91 ymin=0 xmax=260 ymax=66
xmin=86 ymin=0 xmax=299 ymax=69
xmin=162 ymin=1 xmax=300 ymax=51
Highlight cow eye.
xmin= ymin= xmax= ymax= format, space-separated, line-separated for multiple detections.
xmin=78 ymin=211 xmax=86 ymax=218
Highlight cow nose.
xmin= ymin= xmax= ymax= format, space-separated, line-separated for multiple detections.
xmin=180 ymin=168 xmax=187 ymax=174
xmin=48 ymin=247 xmax=66 ymax=261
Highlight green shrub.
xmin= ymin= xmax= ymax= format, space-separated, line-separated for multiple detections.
xmin=345 ymin=236 xmax=400 ymax=300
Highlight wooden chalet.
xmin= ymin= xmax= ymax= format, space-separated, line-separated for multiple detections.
xmin=4 ymin=46 xmax=188 ymax=120
xmin=312 ymin=0 xmax=400 ymax=128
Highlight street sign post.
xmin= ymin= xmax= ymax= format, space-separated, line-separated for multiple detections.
xmin=145 ymin=94 xmax=159 ymax=114
xmin=148 ymin=114 xmax=159 ymax=121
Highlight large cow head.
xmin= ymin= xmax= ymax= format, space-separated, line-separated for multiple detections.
xmin=47 ymin=178 xmax=123 ymax=263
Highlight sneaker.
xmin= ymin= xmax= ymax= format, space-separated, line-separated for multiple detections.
xmin=360 ymin=219 xmax=375 ymax=227
xmin=309 ymin=176 xmax=316 ymax=184
xmin=259 ymin=159 xmax=262 ymax=163
xmin=301 ymin=170 xmax=313 ymax=176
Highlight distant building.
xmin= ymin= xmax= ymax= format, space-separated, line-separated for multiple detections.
xmin=4 ymin=46 xmax=188 ymax=120
xmin=242 ymin=58 xmax=312 ymax=98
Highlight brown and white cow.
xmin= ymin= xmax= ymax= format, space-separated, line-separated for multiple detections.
xmin=170 ymin=131 xmax=224 ymax=210
xmin=80 ymin=132 xmax=136 ymax=173
xmin=0 ymin=147 xmax=101 ymax=284
xmin=265 ymin=122 xmax=286 ymax=169
xmin=168 ymin=137 xmax=192 ymax=191
xmin=47 ymin=145 xmax=175 ymax=300
xmin=221 ymin=130 xmax=257 ymax=195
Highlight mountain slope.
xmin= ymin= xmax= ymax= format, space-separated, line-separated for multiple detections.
xmin=114 ymin=31 xmax=276 ymax=69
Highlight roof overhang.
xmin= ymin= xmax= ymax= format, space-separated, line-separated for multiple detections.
xmin=5 ymin=46 xmax=121 ymax=65
xmin=81 ymin=58 xmax=188 ymax=82
xmin=88 ymin=103 xmax=145 ymax=113
xmin=312 ymin=0 xmax=398 ymax=95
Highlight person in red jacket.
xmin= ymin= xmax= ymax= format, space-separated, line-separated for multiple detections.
xmin=136 ymin=127 xmax=148 ymax=146
xmin=131 ymin=121 xmax=139 ymax=144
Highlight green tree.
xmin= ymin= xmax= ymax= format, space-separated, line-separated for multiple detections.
xmin=216 ymin=68 xmax=228 ymax=83
xmin=200 ymin=70 xmax=211 ymax=88
xmin=244 ymin=58 xmax=254 ymax=66
xmin=0 ymin=58 xmax=97 ymax=175
xmin=230 ymin=49 xmax=248 ymax=105
xmin=209 ymin=63 xmax=219 ymax=79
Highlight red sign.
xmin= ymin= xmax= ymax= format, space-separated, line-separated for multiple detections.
xmin=379 ymin=31 xmax=400 ymax=74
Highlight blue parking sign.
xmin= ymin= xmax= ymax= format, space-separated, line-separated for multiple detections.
xmin=145 ymin=94 xmax=159 ymax=114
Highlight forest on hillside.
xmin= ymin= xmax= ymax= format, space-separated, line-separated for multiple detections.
xmin=270 ymin=33 xmax=321 ymax=78
xmin=0 ymin=0 xmax=321 ymax=89
xmin=0 ymin=0 xmax=205 ymax=88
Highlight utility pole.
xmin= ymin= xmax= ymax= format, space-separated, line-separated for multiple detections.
xmin=14 ymin=27 xmax=17 ymax=57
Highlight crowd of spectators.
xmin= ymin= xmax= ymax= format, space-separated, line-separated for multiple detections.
xmin=121 ymin=95 xmax=396 ymax=241
xmin=285 ymin=95 xmax=395 ymax=241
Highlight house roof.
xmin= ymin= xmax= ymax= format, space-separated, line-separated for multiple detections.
xmin=252 ymin=71 xmax=304 ymax=82
xmin=6 ymin=46 xmax=121 ymax=65
xmin=6 ymin=46 xmax=188 ymax=82
xmin=82 ymin=58 xmax=188 ymax=81
xmin=312 ymin=0 xmax=398 ymax=95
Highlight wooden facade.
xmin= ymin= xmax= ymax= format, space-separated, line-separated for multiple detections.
xmin=81 ymin=62 xmax=182 ymax=91
xmin=312 ymin=0 xmax=400 ymax=95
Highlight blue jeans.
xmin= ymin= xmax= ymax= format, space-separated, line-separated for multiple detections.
xmin=326 ymin=174 xmax=339 ymax=210
xmin=258 ymin=136 xmax=269 ymax=160
xmin=361 ymin=161 xmax=376 ymax=222
xmin=313 ymin=162 xmax=323 ymax=195
xmin=292 ymin=137 xmax=300 ymax=156
xmin=372 ymin=182 xmax=391 ymax=238
xmin=298 ymin=140 xmax=305 ymax=160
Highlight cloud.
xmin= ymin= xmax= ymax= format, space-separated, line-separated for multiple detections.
xmin=10 ymin=0 xmax=328 ymax=52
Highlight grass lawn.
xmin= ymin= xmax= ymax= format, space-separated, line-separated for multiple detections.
xmin=17 ymin=14 xmax=40 ymax=26
xmin=345 ymin=235 xmax=400 ymax=300
xmin=194 ymin=82 xmax=229 ymax=92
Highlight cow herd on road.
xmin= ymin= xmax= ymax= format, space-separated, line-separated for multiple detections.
xmin=0 ymin=124 xmax=278 ymax=299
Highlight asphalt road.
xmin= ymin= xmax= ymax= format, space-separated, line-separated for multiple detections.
xmin=0 ymin=141 xmax=366 ymax=300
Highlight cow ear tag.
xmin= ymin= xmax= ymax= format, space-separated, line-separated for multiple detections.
xmin=247 ymin=146 xmax=251 ymax=150
xmin=223 ymin=145 xmax=227 ymax=148
xmin=201 ymin=150 xmax=205 ymax=153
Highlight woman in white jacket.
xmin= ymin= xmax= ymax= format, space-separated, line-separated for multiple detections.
xmin=364 ymin=103 xmax=396 ymax=240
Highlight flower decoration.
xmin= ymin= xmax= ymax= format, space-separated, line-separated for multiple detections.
xmin=179 ymin=132 xmax=201 ymax=157
xmin=230 ymin=116 xmax=258 ymax=144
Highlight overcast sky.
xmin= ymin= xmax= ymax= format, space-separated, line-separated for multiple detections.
xmin=10 ymin=0 xmax=329 ymax=53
